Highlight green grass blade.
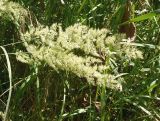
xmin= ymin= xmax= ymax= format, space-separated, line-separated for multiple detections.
xmin=120 ymin=12 xmax=158 ymax=25
xmin=78 ymin=0 xmax=88 ymax=13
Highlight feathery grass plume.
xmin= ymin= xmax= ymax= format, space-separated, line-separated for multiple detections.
xmin=0 ymin=111 xmax=12 ymax=121
xmin=0 ymin=0 xmax=29 ymax=42
xmin=0 ymin=1 xmax=143 ymax=90
xmin=17 ymin=23 xmax=143 ymax=90
xmin=0 ymin=1 xmax=27 ymax=23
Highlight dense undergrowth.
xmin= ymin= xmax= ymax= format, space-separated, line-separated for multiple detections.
xmin=0 ymin=0 xmax=160 ymax=121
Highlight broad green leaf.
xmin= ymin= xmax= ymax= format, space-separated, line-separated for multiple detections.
xmin=120 ymin=12 xmax=159 ymax=25
xmin=129 ymin=12 xmax=157 ymax=22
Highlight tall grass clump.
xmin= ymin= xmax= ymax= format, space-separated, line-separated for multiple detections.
xmin=0 ymin=0 xmax=160 ymax=121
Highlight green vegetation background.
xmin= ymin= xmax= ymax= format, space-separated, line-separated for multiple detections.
xmin=0 ymin=0 xmax=160 ymax=121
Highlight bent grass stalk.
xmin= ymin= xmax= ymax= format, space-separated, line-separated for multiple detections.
xmin=0 ymin=46 xmax=12 ymax=121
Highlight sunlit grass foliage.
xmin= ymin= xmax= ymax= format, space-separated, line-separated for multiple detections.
xmin=0 ymin=0 xmax=160 ymax=121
